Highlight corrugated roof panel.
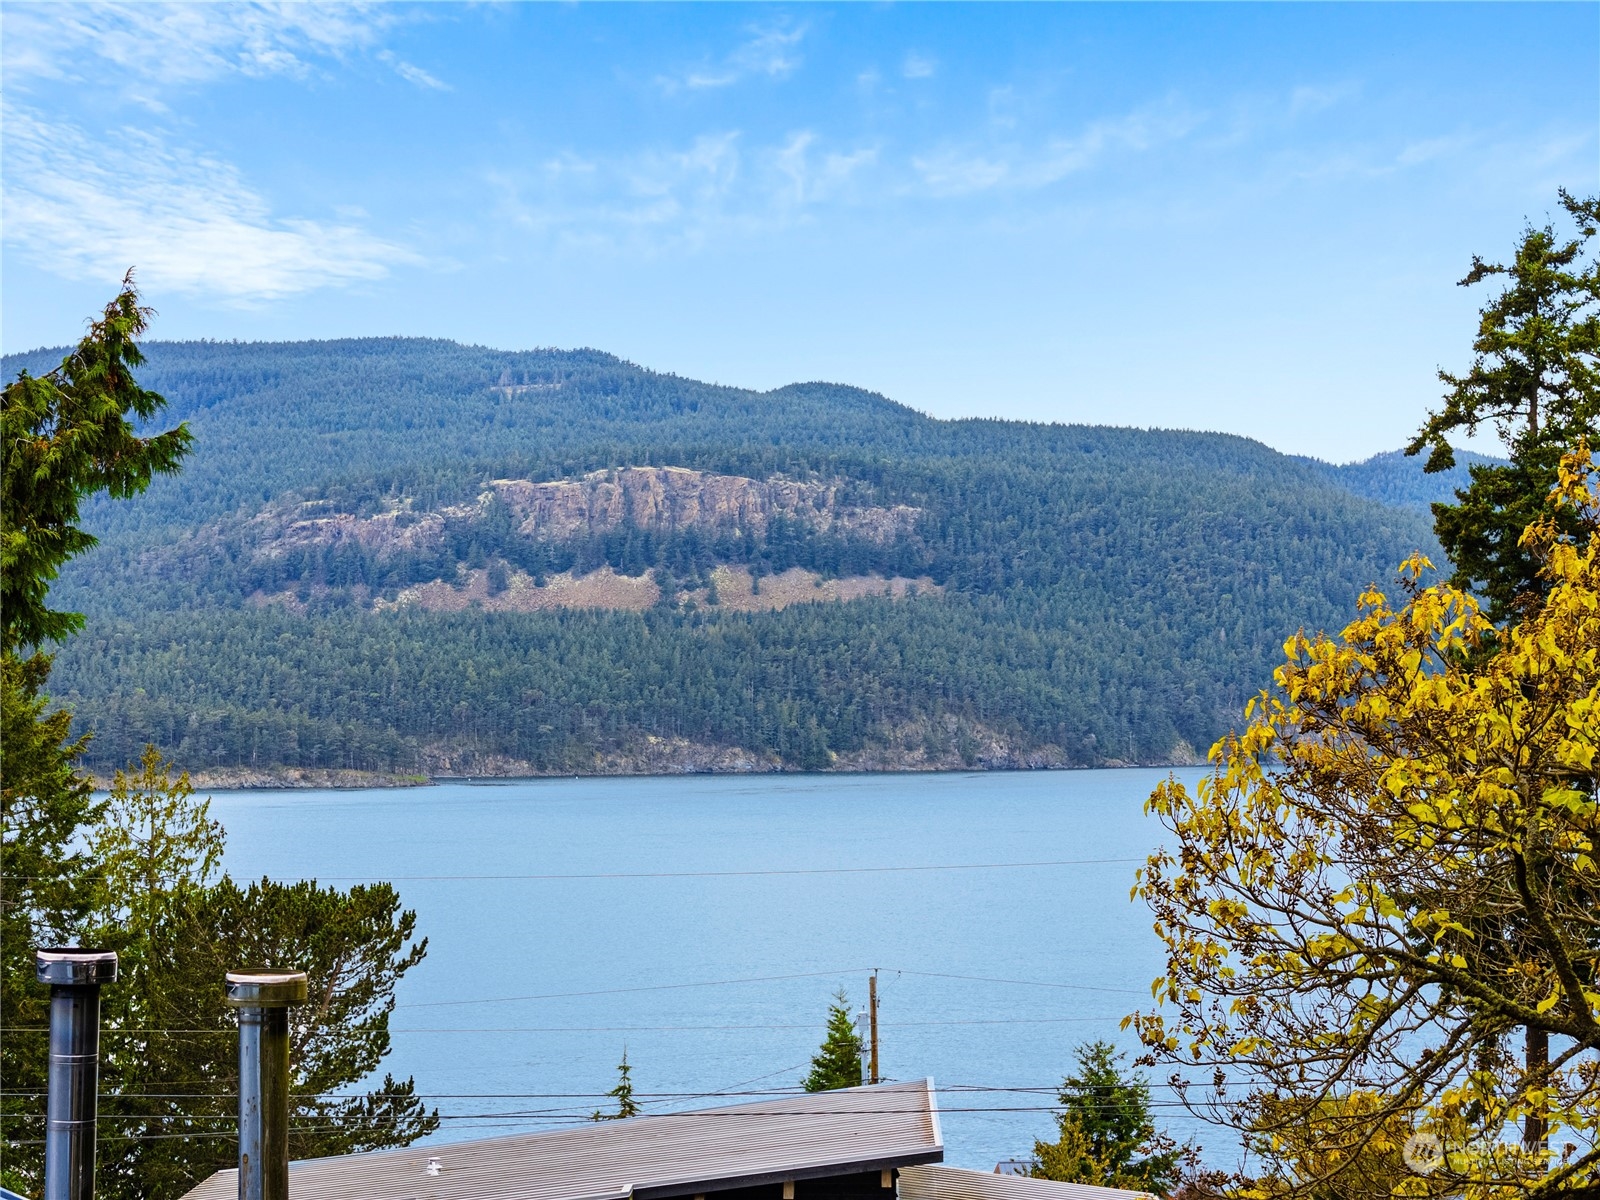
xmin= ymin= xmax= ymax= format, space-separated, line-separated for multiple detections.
xmin=897 ymin=1165 xmax=1157 ymax=1200
xmin=179 ymin=1079 xmax=942 ymax=1200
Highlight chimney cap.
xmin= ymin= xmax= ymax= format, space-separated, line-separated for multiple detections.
xmin=36 ymin=947 xmax=118 ymax=986
xmin=226 ymin=969 xmax=309 ymax=1007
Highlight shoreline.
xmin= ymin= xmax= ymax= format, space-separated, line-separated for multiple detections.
xmin=88 ymin=758 xmax=1202 ymax=792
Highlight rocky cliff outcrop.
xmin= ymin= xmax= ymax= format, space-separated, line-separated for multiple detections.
xmin=250 ymin=467 xmax=920 ymax=560
xmin=491 ymin=466 xmax=919 ymax=542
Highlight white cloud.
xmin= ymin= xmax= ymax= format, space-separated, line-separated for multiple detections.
xmin=988 ymin=86 xmax=1021 ymax=131
xmin=493 ymin=131 xmax=746 ymax=250
xmin=378 ymin=49 xmax=449 ymax=92
xmin=660 ymin=20 xmax=807 ymax=93
xmin=913 ymin=99 xmax=1203 ymax=197
xmin=773 ymin=132 xmax=878 ymax=207
xmin=911 ymin=151 xmax=1012 ymax=197
xmin=2 ymin=106 xmax=415 ymax=302
xmin=2 ymin=3 xmax=446 ymax=97
xmin=902 ymin=52 xmax=937 ymax=81
xmin=491 ymin=126 xmax=879 ymax=253
xmin=1288 ymin=81 xmax=1361 ymax=118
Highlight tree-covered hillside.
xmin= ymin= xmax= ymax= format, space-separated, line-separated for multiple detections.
xmin=3 ymin=337 xmax=1446 ymax=776
xmin=1306 ymin=448 xmax=1501 ymax=511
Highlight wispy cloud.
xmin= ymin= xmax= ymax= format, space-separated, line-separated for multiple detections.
xmin=2 ymin=106 xmax=415 ymax=301
xmin=378 ymin=48 xmax=449 ymax=91
xmin=1280 ymin=124 xmax=1594 ymax=192
xmin=491 ymin=131 xmax=744 ymax=250
xmin=913 ymin=99 xmax=1204 ymax=197
xmin=490 ymin=126 xmax=880 ymax=253
xmin=1288 ymin=81 xmax=1361 ymax=119
xmin=902 ymin=52 xmax=937 ymax=81
xmin=659 ymin=20 xmax=807 ymax=93
xmin=772 ymin=133 xmax=878 ymax=207
xmin=2 ymin=2 xmax=444 ymax=98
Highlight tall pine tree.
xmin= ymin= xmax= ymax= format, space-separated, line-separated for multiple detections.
xmin=1 ymin=281 xmax=437 ymax=1198
xmin=803 ymin=990 xmax=863 ymax=1092
xmin=1407 ymin=189 xmax=1600 ymax=620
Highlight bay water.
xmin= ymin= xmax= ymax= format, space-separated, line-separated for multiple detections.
xmin=209 ymin=768 xmax=1209 ymax=1171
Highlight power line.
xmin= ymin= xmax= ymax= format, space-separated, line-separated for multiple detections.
xmin=394 ymin=968 xmax=877 ymax=1009
xmin=0 ymin=1083 xmax=1202 ymax=1103
xmin=2 ymin=1014 xmax=1130 ymax=1036
xmin=1 ymin=855 xmax=1143 ymax=884
xmin=5 ymin=1093 xmax=1172 ymax=1144
xmin=391 ymin=965 xmax=1148 ymax=1009
xmin=6 ymin=1101 xmax=1197 ymax=1127
xmin=892 ymin=968 xmax=1147 ymax=996
xmin=286 ymin=856 xmax=1146 ymax=881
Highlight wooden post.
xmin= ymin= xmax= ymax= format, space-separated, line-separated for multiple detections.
xmin=869 ymin=971 xmax=880 ymax=1086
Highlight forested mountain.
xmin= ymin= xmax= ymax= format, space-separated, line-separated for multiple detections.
xmin=4 ymin=337 xmax=1450 ymax=778
xmin=1309 ymin=448 xmax=1499 ymax=511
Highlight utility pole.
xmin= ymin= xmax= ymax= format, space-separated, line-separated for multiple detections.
xmin=868 ymin=970 xmax=880 ymax=1086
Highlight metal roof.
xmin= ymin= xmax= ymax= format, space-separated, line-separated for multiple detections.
xmin=897 ymin=1165 xmax=1157 ymax=1200
xmin=179 ymin=1079 xmax=943 ymax=1200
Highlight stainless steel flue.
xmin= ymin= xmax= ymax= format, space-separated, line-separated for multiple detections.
xmin=225 ymin=970 xmax=308 ymax=1200
xmin=37 ymin=948 xmax=118 ymax=1200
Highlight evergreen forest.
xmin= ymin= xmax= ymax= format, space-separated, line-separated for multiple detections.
xmin=1 ymin=337 xmax=1475 ymax=776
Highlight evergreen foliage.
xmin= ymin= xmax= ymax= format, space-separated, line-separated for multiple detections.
xmin=1031 ymin=1040 xmax=1185 ymax=1195
xmin=1407 ymin=190 xmax=1600 ymax=620
xmin=0 ymin=334 xmax=1450 ymax=775
xmin=0 ymin=651 xmax=103 ymax=1196
xmin=0 ymin=272 xmax=190 ymax=653
xmin=6 ymin=745 xmax=438 ymax=1199
xmin=1304 ymin=449 xmax=1503 ymax=512
xmin=803 ymin=990 xmax=863 ymax=1092
xmin=593 ymin=1051 xmax=641 ymax=1120
xmin=0 ymin=287 xmax=435 ymax=1197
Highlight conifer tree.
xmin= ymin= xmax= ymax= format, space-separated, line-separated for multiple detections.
xmin=1 ymin=283 xmax=436 ymax=1197
xmin=1407 ymin=190 xmax=1600 ymax=620
xmin=803 ymin=990 xmax=863 ymax=1092
xmin=1 ymin=274 xmax=190 ymax=1193
xmin=1 ymin=271 xmax=191 ymax=652
xmin=593 ymin=1050 xmax=641 ymax=1119
xmin=1030 ymin=1041 xmax=1185 ymax=1195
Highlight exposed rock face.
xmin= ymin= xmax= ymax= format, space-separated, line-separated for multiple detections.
xmin=378 ymin=566 xmax=661 ymax=613
xmin=251 ymin=467 xmax=920 ymax=560
xmin=491 ymin=467 xmax=919 ymax=542
xmin=366 ymin=564 xmax=941 ymax=615
xmin=99 ymin=766 xmax=431 ymax=791
xmin=252 ymin=500 xmax=457 ymax=556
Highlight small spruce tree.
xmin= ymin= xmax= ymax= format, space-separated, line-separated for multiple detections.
xmin=1031 ymin=1041 xmax=1185 ymax=1195
xmin=593 ymin=1050 xmax=641 ymax=1120
xmin=803 ymin=990 xmax=863 ymax=1092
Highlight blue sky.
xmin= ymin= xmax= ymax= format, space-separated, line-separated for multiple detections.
xmin=3 ymin=3 xmax=1595 ymax=461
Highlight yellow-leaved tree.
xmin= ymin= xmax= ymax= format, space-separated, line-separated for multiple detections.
xmin=1134 ymin=447 xmax=1599 ymax=1199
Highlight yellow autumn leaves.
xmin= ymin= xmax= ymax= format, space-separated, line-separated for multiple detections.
xmin=1132 ymin=448 xmax=1599 ymax=1198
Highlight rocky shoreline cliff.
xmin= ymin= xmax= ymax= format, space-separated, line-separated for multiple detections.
xmin=123 ymin=729 xmax=1204 ymax=791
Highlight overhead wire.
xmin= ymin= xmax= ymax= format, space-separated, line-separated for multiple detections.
xmin=0 ymin=1083 xmax=1201 ymax=1103
xmin=389 ymin=965 xmax=1147 ymax=1009
xmin=3 ymin=1014 xmax=1131 ymax=1035
xmin=4 ymin=1088 xmax=1180 ymax=1145
xmin=2 ymin=855 xmax=1144 ymax=884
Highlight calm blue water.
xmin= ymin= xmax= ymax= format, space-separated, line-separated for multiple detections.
xmin=208 ymin=769 xmax=1207 ymax=1171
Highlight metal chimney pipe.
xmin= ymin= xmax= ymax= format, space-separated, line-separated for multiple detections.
xmin=36 ymin=948 xmax=118 ymax=1200
xmin=225 ymin=970 xmax=308 ymax=1200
